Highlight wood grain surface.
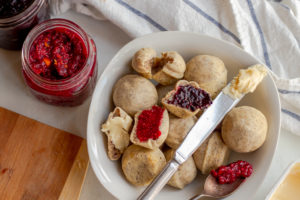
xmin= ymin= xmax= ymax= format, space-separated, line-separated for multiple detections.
xmin=0 ymin=107 xmax=89 ymax=200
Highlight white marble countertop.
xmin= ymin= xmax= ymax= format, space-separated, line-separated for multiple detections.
xmin=0 ymin=11 xmax=299 ymax=200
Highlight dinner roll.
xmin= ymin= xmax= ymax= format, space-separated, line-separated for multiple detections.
xmin=164 ymin=149 xmax=197 ymax=189
xmin=221 ymin=106 xmax=268 ymax=153
xmin=130 ymin=106 xmax=169 ymax=149
xmin=113 ymin=74 xmax=158 ymax=116
xmin=165 ymin=114 xmax=197 ymax=149
xmin=152 ymin=51 xmax=186 ymax=85
xmin=184 ymin=55 xmax=227 ymax=98
xmin=122 ymin=145 xmax=166 ymax=186
xmin=193 ymin=131 xmax=230 ymax=174
xmin=162 ymin=80 xmax=212 ymax=118
xmin=131 ymin=48 xmax=156 ymax=79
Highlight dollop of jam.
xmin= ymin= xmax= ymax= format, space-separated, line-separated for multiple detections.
xmin=211 ymin=160 xmax=253 ymax=184
xmin=167 ymin=85 xmax=212 ymax=111
xmin=29 ymin=28 xmax=87 ymax=80
xmin=0 ymin=0 xmax=34 ymax=18
xmin=136 ymin=106 xmax=165 ymax=142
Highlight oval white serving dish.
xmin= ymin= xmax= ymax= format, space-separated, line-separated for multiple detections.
xmin=87 ymin=31 xmax=281 ymax=200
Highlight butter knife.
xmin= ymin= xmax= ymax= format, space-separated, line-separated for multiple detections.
xmin=137 ymin=91 xmax=242 ymax=200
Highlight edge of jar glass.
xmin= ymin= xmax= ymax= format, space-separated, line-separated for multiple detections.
xmin=21 ymin=18 xmax=95 ymax=90
xmin=0 ymin=0 xmax=46 ymax=27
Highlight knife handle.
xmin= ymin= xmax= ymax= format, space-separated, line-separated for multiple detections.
xmin=137 ymin=159 xmax=180 ymax=200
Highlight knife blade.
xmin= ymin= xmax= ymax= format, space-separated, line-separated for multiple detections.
xmin=137 ymin=91 xmax=242 ymax=200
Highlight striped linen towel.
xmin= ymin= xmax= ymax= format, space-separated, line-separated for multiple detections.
xmin=51 ymin=0 xmax=300 ymax=136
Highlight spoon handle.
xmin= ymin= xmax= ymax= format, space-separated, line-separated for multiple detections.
xmin=189 ymin=193 xmax=213 ymax=200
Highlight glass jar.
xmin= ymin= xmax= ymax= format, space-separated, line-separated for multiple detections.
xmin=22 ymin=19 xmax=98 ymax=106
xmin=0 ymin=0 xmax=50 ymax=50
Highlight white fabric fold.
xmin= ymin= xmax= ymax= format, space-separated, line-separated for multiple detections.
xmin=50 ymin=0 xmax=300 ymax=136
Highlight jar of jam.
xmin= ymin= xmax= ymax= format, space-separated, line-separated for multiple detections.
xmin=0 ymin=0 xmax=50 ymax=50
xmin=21 ymin=19 xmax=98 ymax=106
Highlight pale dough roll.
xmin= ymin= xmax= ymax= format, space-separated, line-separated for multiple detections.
xmin=164 ymin=149 xmax=197 ymax=189
xmin=221 ymin=106 xmax=268 ymax=153
xmin=184 ymin=55 xmax=227 ymax=98
xmin=165 ymin=114 xmax=197 ymax=149
xmin=193 ymin=131 xmax=230 ymax=174
xmin=113 ymin=74 xmax=158 ymax=116
xmin=122 ymin=145 xmax=166 ymax=186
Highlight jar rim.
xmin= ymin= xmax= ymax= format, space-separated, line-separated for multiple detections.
xmin=21 ymin=18 xmax=95 ymax=90
xmin=0 ymin=0 xmax=46 ymax=27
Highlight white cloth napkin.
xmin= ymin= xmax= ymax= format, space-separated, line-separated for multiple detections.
xmin=50 ymin=0 xmax=300 ymax=136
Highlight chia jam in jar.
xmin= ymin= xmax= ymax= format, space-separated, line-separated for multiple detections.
xmin=22 ymin=19 xmax=98 ymax=106
xmin=0 ymin=0 xmax=50 ymax=50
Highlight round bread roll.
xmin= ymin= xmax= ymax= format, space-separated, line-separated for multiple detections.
xmin=152 ymin=51 xmax=186 ymax=85
xmin=184 ymin=55 xmax=227 ymax=98
xmin=130 ymin=106 xmax=169 ymax=149
xmin=164 ymin=149 xmax=197 ymax=189
xmin=122 ymin=145 xmax=166 ymax=186
xmin=165 ymin=115 xmax=197 ymax=149
xmin=113 ymin=75 xmax=158 ymax=116
xmin=193 ymin=131 xmax=230 ymax=174
xmin=162 ymin=80 xmax=212 ymax=118
xmin=221 ymin=106 xmax=268 ymax=153
xmin=131 ymin=48 xmax=156 ymax=79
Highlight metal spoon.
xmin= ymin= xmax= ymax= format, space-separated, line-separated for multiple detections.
xmin=190 ymin=174 xmax=244 ymax=200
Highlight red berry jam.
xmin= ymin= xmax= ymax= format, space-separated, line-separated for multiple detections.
xmin=22 ymin=19 xmax=97 ymax=106
xmin=29 ymin=28 xmax=87 ymax=80
xmin=211 ymin=160 xmax=253 ymax=184
xmin=136 ymin=106 xmax=165 ymax=142
xmin=0 ymin=0 xmax=49 ymax=50
xmin=0 ymin=0 xmax=34 ymax=18
xmin=167 ymin=85 xmax=212 ymax=111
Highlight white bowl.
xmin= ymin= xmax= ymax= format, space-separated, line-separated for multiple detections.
xmin=87 ymin=31 xmax=281 ymax=200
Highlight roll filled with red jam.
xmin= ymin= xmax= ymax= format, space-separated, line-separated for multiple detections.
xmin=130 ymin=105 xmax=169 ymax=149
xmin=162 ymin=80 xmax=212 ymax=118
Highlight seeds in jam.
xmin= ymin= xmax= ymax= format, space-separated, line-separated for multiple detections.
xmin=211 ymin=160 xmax=253 ymax=184
xmin=168 ymin=85 xmax=212 ymax=111
xmin=136 ymin=106 xmax=165 ymax=142
xmin=29 ymin=28 xmax=87 ymax=80
xmin=0 ymin=0 xmax=34 ymax=18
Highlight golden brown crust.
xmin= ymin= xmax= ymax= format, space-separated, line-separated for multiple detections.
xmin=113 ymin=74 xmax=158 ymax=116
xmin=122 ymin=145 xmax=166 ymax=186
xmin=221 ymin=106 xmax=268 ymax=153
xmin=193 ymin=131 xmax=230 ymax=174
xmin=184 ymin=55 xmax=227 ymax=98
xmin=164 ymin=149 xmax=197 ymax=189
xmin=130 ymin=107 xmax=169 ymax=149
xmin=161 ymin=80 xmax=203 ymax=118
xmin=165 ymin=115 xmax=197 ymax=149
